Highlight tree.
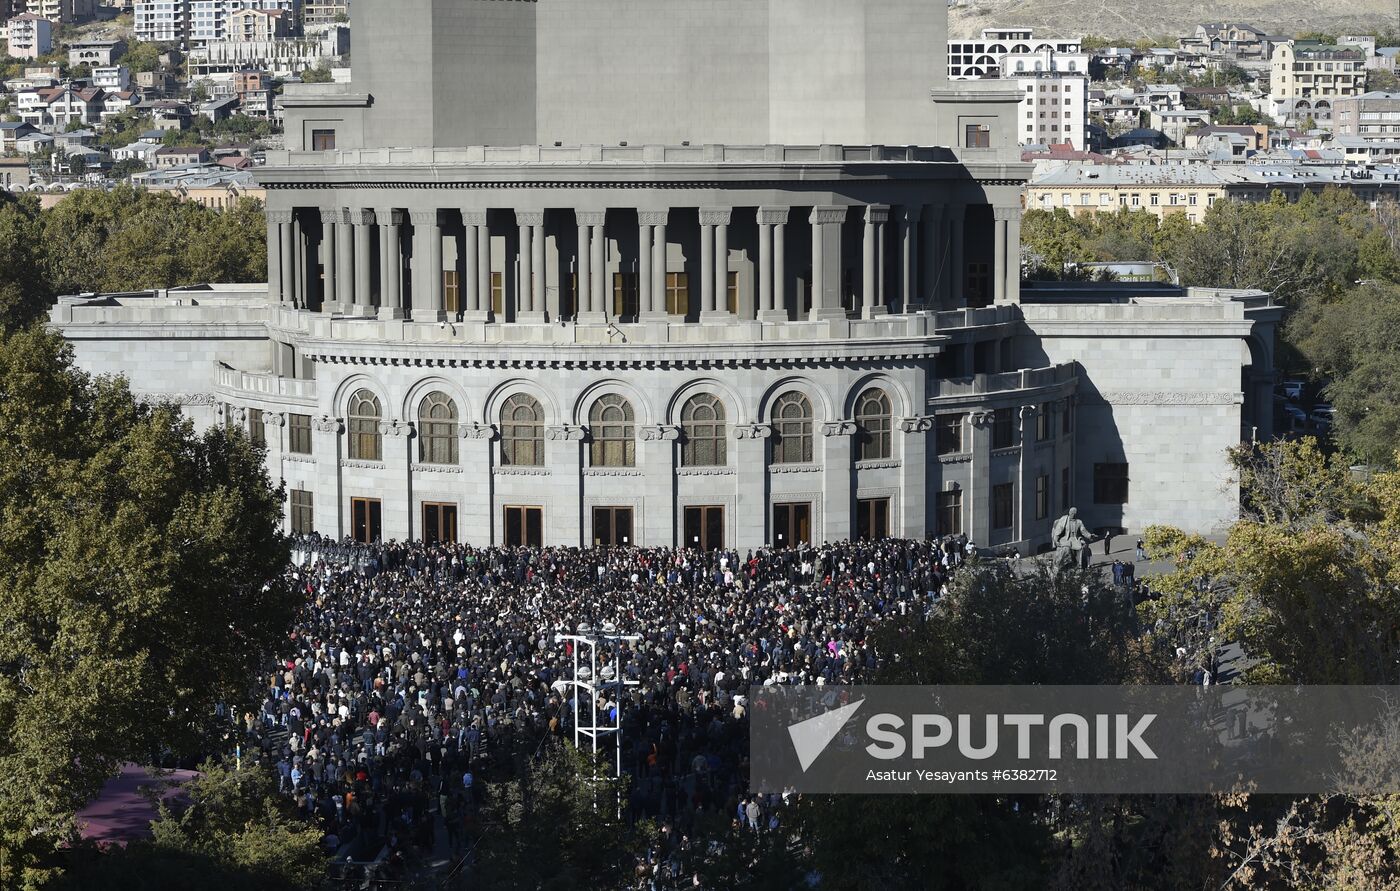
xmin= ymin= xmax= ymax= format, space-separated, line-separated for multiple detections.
xmin=1369 ymin=68 xmax=1400 ymax=93
xmin=1021 ymin=208 xmax=1091 ymax=276
xmin=0 ymin=328 xmax=297 ymax=887
xmin=1296 ymin=282 xmax=1400 ymax=466
xmin=56 ymin=761 xmax=326 ymax=891
xmin=473 ymin=743 xmax=640 ymax=889
xmin=122 ymin=40 xmax=162 ymax=74
xmin=299 ymin=64 xmax=333 ymax=84
xmin=0 ymin=195 xmax=50 ymax=331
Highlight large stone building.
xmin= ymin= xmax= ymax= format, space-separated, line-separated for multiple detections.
xmin=51 ymin=0 xmax=1278 ymax=552
xmin=1269 ymin=40 xmax=1367 ymax=128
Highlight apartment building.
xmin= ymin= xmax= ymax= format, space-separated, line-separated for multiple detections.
xmin=947 ymin=29 xmax=1088 ymax=148
xmin=5 ymin=12 xmax=51 ymax=59
xmin=136 ymin=0 xmax=298 ymax=45
xmin=1269 ymin=41 xmax=1367 ymax=127
xmin=947 ymin=28 xmax=1081 ymax=80
xmin=1334 ymin=91 xmax=1400 ymax=139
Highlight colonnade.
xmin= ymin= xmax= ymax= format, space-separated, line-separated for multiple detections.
xmin=265 ymin=202 xmax=1023 ymax=321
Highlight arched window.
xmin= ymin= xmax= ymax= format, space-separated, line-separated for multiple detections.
xmin=855 ymin=388 xmax=892 ymax=461
xmin=501 ymin=394 xmax=544 ymax=467
xmin=417 ymin=391 xmax=458 ymax=465
xmin=681 ymin=394 xmax=726 ymax=467
xmin=589 ymin=394 xmax=636 ymax=467
xmin=771 ymin=391 xmax=813 ymax=465
xmin=347 ymin=389 xmax=382 ymax=461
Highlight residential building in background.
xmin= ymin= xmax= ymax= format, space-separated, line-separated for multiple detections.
xmin=68 ymin=39 xmax=127 ymax=66
xmin=301 ymin=0 xmax=344 ymax=27
xmin=947 ymin=29 xmax=1088 ymax=148
xmin=228 ymin=7 xmax=288 ymax=41
xmin=134 ymin=0 xmax=187 ymax=43
xmin=25 ymin=0 xmax=94 ymax=24
xmin=187 ymin=25 xmax=347 ymax=77
xmin=5 ymin=12 xmax=51 ymax=59
xmin=1269 ymin=41 xmax=1366 ymax=127
xmin=1334 ymin=92 xmax=1400 ymax=140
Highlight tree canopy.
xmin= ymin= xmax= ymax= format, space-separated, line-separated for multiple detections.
xmin=0 ymin=328 xmax=298 ymax=887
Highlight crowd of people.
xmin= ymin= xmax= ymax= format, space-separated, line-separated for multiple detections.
xmin=239 ymin=534 xmax=980 ymax=880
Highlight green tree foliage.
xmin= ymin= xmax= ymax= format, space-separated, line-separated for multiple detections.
xmin=1144 ymin=439 xmax=1400 ymax=685
xmin=299 ymin=64 xmax=333 ymax=84
xmin=0 ymin=329 xmax=298 ymax=887
xmin=473 ymin=743 xmax=640 ymax=889
xmin=57 ymin=761 xmax=326 ymax=891
xmin=122 ymin=39 xmax=163 ymax=74
xmin=0 ymin=195 xmax=51 ymax=332
xmin=796 ymin=562 xmax=1167 ymax=891
xmin=1296 ymin=283 xmax=1400 ymax=465
xmin=41 ymin=185 xmax=267 ymax=295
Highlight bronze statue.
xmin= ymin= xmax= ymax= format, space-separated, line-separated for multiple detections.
xmin=1051 ymin=507 xmax=1092 ymax=571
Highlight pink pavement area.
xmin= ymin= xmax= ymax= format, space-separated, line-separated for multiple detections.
xmin=74 ymin=764 xmax=200 ymax=846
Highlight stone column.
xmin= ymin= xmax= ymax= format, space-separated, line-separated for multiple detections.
xmin=922 ymin=203 xmax=944 ymax=309
xmin=863 ymin=204 xmax=889 ymax=318
xmin=531 ymin=215 xmax=546 ymax=318
xmin=334 ymin=210 xmax=354 ymax=311
xmin=577 ymin=211 xmax=606 ymax=323
xmin=318 ymin=209 xmax=339 ymax=314
xmin=461 ymin=210 xmax=486 ymax=321
xmin=968 ymin=410 xmax=993 ymax=545
xmin=590 ymin=216 xmax=607 ymax=320
xmin=734 ymin=424 xmax=771 ymax=549
xmin=352 ymin=209 xmax=375 ymax=316
xmin=576 ymin=216 xmax=593 ymax=319
xmin=379 ymin=419 xmax=413 ymax=540
xmin=477 ymin=219 xmax=492 ymax=320
xmin=708 ymin=212 xmax=733 ymax=320
xmin=821 ymin=420 xmax=856 ymax=541
xmin=517 ymin=213 xmax=534 ymax=316
xmin=267 ymin=209 xmax=288 ymax=304
xmin=900 ymin=205 xmax=921 ymax=312
xmin=640 ymin=425 xmax=680 ymax=545
xmin=993 ymin=210 xmax=1008 ymax=304
xmin=311 ymin=414 xmax=344 ymax=538
xmin=1004 ymin=210 xmax=1022 ymax=304
xmin=899 ymin=416 xmax=932 ymax=539
xmin=377 ymin=209 xmax=404 ymax=320
xmin=640 ymin=211 xmax=669 ymax=319
xmin=757 ymin=206 xmax=789 ymax=322
xmin=545 ymin=425 xmax=586 ymax=546
xmin=809 ymin=205 xmax=847 ymax=321
xmin=773 ymin=218 xmax=787 ymax=319
xmin=698 ymin=209 xmax=719 ymax=316
xmin=637 ymin=218 xmax=653 ymax=319
xmin=291 ymin=214 xmax=305 ymax=308
xmin=948 ymin=205 xmax=966 ymax=307
xmin=410 ymin=210 xmax=445 ymax=323
xmin=461 ymin=423 xmax=495 ymax=542
xmin=278 ymin=211 xmax=295 ymax=308
xmin=653 ymin=217 xmax=671 ymax=317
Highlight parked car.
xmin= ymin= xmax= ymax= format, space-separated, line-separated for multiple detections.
xmin=1281 ymin=380 xmax=1306 ymax=400
xmin=1310 ymin=405 xmax=1335 ymax=427
xmin=1283 ymin=405 xmax=1308 ymax=430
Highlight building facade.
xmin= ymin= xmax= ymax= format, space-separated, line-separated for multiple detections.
xmin=945 ymin=32 xmax=1087 ymax=149
xmin=5 ymin=13 xmax=50 ymax=59
xmin=1269 ymin=41 xmax=1367 ymax=127
xmin=50 ymin=0 xmax=1276 ymax=551
xmin=1334 ymin=91 xmax=1400 ymax=139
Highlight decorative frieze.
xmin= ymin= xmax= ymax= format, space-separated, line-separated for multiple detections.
xmin=733 ymin=423 xmax=771 ymax=440
xmin=639 ymin=425 xmax=681 ymax=442
xmin=378 ymin=419 xmax=413 ymax=437
xmin=313 ymin=415 xmax=344 ymax=434
xmin=1095 ymin=391 xmax=1244 ymax=406
xmin=164 ymin=392 xmax=216 ymax=406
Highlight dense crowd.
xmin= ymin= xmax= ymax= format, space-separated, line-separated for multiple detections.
xmin=240 ymin=535 xmax=976 ymax=877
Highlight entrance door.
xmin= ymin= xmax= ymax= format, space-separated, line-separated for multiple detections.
xmin=773 ymin=502 xmax=811 ymax=549
xmin=683 ymin=505 xmax=724 ymax=551
xmin=504 ymin=505 xmax=543 ymax=547
xmin=422 ymin=502 xmax=458 ymax=544
xmin=351 ymin=497 xmax=382 ymax=544
xmin=593 ymin=506 xmax=634 ymax=548
xmin=856 ymin=497 xmax=890 ymax=541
